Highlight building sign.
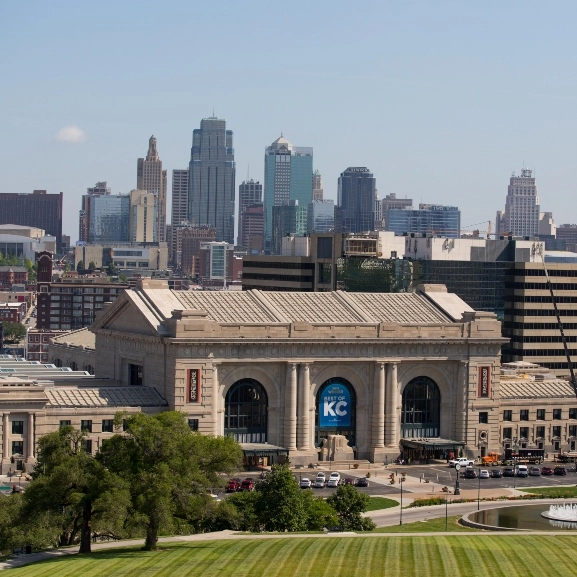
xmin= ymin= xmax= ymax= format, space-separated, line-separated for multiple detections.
xmin=319 ymin=382 xmax=351 ymax=427
xmin=188 ymin=369 xmax=201 ymax=403
xmin=478 ymin=366 xmax=491 ymax=398
xmin=346 ymin=167 xmax=370 ymax=173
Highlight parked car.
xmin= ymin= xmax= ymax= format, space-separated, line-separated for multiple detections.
xmin=479 ymin=469 xmax=490 ymax=479
xmin=541 ymin=466 xmax=554 ymax=475
xmin=240 ymin=478 xmax=255 ymax=491
xmin=356 ymin=477 xmax=369 ymax=487
xmin=225 ymin=479 xmax=241 ymax=492
xmin=503 ymin=467 xmax=516 ymax=477
xmin=529 ymin=466 xmax=542 ymax=476
xmin=491 ymin=468 xmax=503 ymax=478
xmin=316 ymin=472 xmax=326 ymax=483
xmin=516 ymin=465 xmax=529 ymax=477
xmin=554 ymin=466 xmax=567 ymax=476
xmin=449 ymin=457 xmax=475 ymax=468
xmin=463 ymin=467 xmax=477 ymax=479
xmin=329 ymin=472 xmax=341 ymax=482
xmin=300 ymin=478 xmax=312 ymax=489
xmin=327 ymin=477 xmax=340 ymax=488
xmin=313 ymin=478 xmax=325 ymax=488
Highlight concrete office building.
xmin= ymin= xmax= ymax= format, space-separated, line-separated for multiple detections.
xmin=307 ymin=200 xmax=335 ymax=233
xmin=386 ymin=204 xmax=461 ymax=238
xmin=240 ymin=204 xmax=264 ymax=255
xmin=188 ymin=117 xmax=236 ymax=244
xmin=382 ymin=193 xmax=413 ymax=213
xmin=73 ymin=243 xmax=168 ymax=272
xmin=137 ymin=136 xmax=167 ymax=243
xmin=496 ymin=168 xmax=540 ymax=238
xmin=129 ymin=189 xmax=157 ymax=243
xmin=335 ymin=167 xmax=376 ymax=234
xmin=171 ymin=169 xmax=189 ymax=227
xmin=238 ymin=180 xmax=263 ymax=248
xmin=0 ymin=191 xmax=63 ymax=250
xmin=264 ymin=136 xmax=313 ymax=252
xmin=312 ymin=169 xmax=324 ymax=201
xmin=181 ymin=226 xmax=217 ymax=277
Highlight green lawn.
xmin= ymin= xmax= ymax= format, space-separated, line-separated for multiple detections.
xmin=520 ymin=486 xmax=577 ymax=498
xmin=9 ymin=536 xmax=577 ymax=577
xmin=365 ymin=496 xmax=399 ymax=511
xmin=371 ymin=515 xmax=477 ymax=533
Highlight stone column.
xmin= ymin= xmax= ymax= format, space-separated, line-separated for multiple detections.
xmin=2 ymin=413 xmax=9 ymax=461
xmin=27 ymin=413 xmax=35 ymax=460
xmin=297 ymin=363 xmax=311 ymax=451
xmin=371 ymin=362 xmax=385 ymax=449
xmin=385 ymin=363 xmax=398 ymax=448
xmin=212 ymin=364 xmax=220 ymax=436
xmin=284 ymin=363 xmax=298 ymax=451
xmin=456 ymin=362 xmax=468 ymax=443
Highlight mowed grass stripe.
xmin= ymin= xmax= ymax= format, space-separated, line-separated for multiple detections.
xmin=351 ymin=536 xmax=378 ymax=577
xmin=254 ymin=537 xmax=307 ymax=577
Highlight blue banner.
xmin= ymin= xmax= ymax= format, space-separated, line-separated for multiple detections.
xmin=319 ymin=383 xmax=351 ymax=428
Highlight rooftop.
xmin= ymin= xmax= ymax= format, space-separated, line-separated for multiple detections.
xmin=50 ymin=328 xmax=95 ymax=350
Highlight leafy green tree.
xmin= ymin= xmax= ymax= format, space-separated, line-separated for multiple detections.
xmin=88 ymin=261 xmax=96 ymax=271
xmin=224 ymin=490 xmax=261 ymax=531
xmin=98 ymin=411 xmax=243 ymax=550
xmin=0 ymin=494 xmax=23 ymax=555
xmin=300 ymin=489 xmax=338 ymax=530
xmin=76 ymin=260 xmax=85 ymax=272
xmin=326 ymin=484 xmax=376 ymax=531
xmin=2 ymin=321 xmax=26 ymax=343
xmin=106 ymin=263 xmax=117 ymax=276
xmin=118 ymin=273 xmax=128 ymax=282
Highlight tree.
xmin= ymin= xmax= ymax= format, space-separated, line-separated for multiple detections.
xmin=106 ymin=263 xmax=117 ymax=276
xmin=2 ymin=321 xmax=26 ymax=343
xmin=326 ymin=484 xmax=376 ymax=531
xmin=98 ymin=411 xmax=243 ymax=550
xmin=88 ymin=261 xmax=96 ymax=271
xmin=76 ymin=260 xmax=84 ymax=273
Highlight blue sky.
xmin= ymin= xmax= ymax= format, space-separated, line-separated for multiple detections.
xmin=3 ymin=1 xmax=577 ymax=242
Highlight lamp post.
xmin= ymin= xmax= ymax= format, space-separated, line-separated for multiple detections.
xmin=477 ymin=463 xmax=482 ymax=510
xmin=454 ymin=464 xmax=461 ymax=495
xmin=513 ymin=438 xmax=519 ymax=490
xmin=445 ymin=492 xmax=448 ymax=531
xmin=399 ymin=476 xmax=404 ymax=525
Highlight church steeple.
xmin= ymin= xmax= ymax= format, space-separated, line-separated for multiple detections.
xmin=146 ymin=135 xmax=159 ymax=161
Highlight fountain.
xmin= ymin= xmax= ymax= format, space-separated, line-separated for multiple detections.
xmin=542 ymin=503 xmax=577 ymax=523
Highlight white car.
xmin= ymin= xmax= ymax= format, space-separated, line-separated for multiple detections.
xmin=479 ymin=469 xmax=490 ymax=479
xmin=300 ymin=478 xmax=312 ymax=489
xmin=329 ymin=472 xmax=340 ymax=482
xmin=316 ymin=472 xmax=326 ymax=482
xmin=449 ymin=457 xmax=475 ymax=468
xmin=326 ymin=478 xmax=339 ymax=488
xmin=313 ymin=478 xmax=325 ymax=488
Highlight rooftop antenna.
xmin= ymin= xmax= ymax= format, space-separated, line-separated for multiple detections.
xmin=247 ymin=163 xmax=250 ymax=181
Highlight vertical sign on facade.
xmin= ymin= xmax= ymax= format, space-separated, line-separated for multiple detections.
xmin=478 ymin=366 xmax=491 ymax=398
xmin=319 ymin=383 xmax=351 ymax=427
xmin=188 ymin=369 xmax=201 ymax=403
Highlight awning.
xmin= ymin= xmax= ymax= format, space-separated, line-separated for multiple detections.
xmin=239 ymin=443 xmax=289 ymax=457
xmin=401 ymin=438 xmax=465 ymax=451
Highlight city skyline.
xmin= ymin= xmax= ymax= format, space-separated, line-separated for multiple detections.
xmin=3 ymin=2 xmax=577 ymax=243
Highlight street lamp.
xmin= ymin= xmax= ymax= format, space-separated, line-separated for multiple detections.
xmin=399 ymin=476 xmax=404 ymax=525
xmin=445 ymin=492 xmax=448 ymax=531
xmin=477 ymin=463 xmax=482 ymax=510
xmin=513 ymin=438 xmax=519 ymax=490
xmin=454 ymin=464 xmax=461 ymax=495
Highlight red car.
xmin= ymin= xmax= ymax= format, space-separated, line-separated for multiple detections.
xmin=240 ymin=478 xmax=255 ymax=491
xmin=541 ymin=466 xmax=554 ymax=475
xmin=225 ymin=478 xmax=241 ymax=492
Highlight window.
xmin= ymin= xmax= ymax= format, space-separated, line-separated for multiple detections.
xmin=59 ymin=420 xmax=71 ymax=428
xmin=570 ymin=408 xmax=577 ymax=420
xmin=188 ymin=419 xmax=199 ymax=432
xmin=11 ymin=421 xmax=24 ymax=435
xmin=570 ymin=425 xmax=577 ymax=437
xmin=82 ymin=439 xmax=93 ymax=454
xmin=12 ymin=441 xmax=23 ymax=455
xmin=553 ymin=409 xmax=562 ymax=420
xmin=553 ymin=426 xmax=562 ymax=438
xmin=80 ymin=420 xmax=92 ymax=433
xmin=503 ymin=427 xmax=512 ymax=440
xmin=478 ymin=412 xmax=488 ymax=424
xmin=122 ymin=420 xmax=129 ymax=432
xmin=536 ymin=426 xmax=545 ymax=439
xmin=537 ymin=409 xmax=545 ymax=420
xmin=101 ymin=420 xmax=114 ymax=433
xmin=520 ymin=427 xmax=529 ymax=440
xmin=520 ymin=410 xmax=529 ymax=421
xmin=503 ymin=410 xmax=512 ymax=421
xmin=129 ymin=363 xmax=143 ymax=386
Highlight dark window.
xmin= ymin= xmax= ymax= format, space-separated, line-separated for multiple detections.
xmin=80 ymin=420 xmax=92 ymax=433
xmin=129 ymin=363 xmax=143 ymax=386
xmin=553 ymin=426 xmax=562 ymax=438
xmin=571 ymin=408 xmax=577 ymax=420
xmin=11 ymin=421 xmax=24 ymax=435
xmin=12 ymin=441 xmax=23 ymax=455
xmin=188 ymin=419 xmax=199 ymax=432
xmin=101 ymin=420 xmax=114 ymax=433
xmin=82 ymin=439 xmax=93 ymax=454
xmin=503 ymin=427 xmax=512 ymax=440
xmin=570 ymin=425 xmax=577 ymax=437
xmin=69 ymin=361 xmax=77 ymax=371
xmin=478 ymin=412 xmax=488 ymax=424
xmin=519 ymin=427 xmax=529 ymax=439
xmin=401 ymin=376 xmax=440 ymax=438
xmin=122 ymin=420 xmax=129 ymax=432
xmin=520 ymin=410 xmax=529 ymax=421
xmin=59 ymin=420 xmax=71 ymax=428
xmin=317 ymin=237 xmax=333 ymax=259
xmin=318 ymin=263 xmax=332 ymax=284
xmin=503 ymin=410 xmax=512 ymax=421
xmin=225 ymin=380 xmax=268 ymax=443
xmin=553 ymin=409 xmax=562 ymax=420
xmin=536 ymin=426 xmax=545 ymax=439
xmin=537 ymin=409 xmax=545 ymax=420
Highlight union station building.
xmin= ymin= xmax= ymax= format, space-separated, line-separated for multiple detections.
xmin=88 ymin=279 xmax=506 ymax=465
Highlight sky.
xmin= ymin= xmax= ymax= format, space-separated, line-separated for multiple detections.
xmin=2 ymin=1 xmax=577 ymax=243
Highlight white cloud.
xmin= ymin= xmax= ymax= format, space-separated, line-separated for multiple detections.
xmin=55 ymin=125 xmax=87 ymax=143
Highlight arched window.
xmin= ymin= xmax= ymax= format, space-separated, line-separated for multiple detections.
xmin=53 ymin=358 xmax=62 ymax=367
xmin=84 ymin=365 xmax=95 ymax=375
xmin=315 ymin=378 xmax=356 ymax=448
xmin=225 ymin=379 xmax=268 ymax=443
xmin=401 ymin=377 xmax=441 ymax=438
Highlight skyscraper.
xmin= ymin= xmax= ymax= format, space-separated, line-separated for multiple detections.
xmin=81 ymin=193 xmax=130 ymax=243
xmin=386 ymin=204 xmax=461 ymax=238
xmin=188 ymin=117 xmax=236 ymax=244
xmin=171 ymin=169 xmax=189 ymax=226
xmin=496 ymin=168 xmax=540 ymax=237
xmin=238 ymin=179 xmax=263 ymax=247
xmin=130 ymin=189 xmax=157 ymax=243
xmin=307 ymin=200 xmax=334 ymax=233
xmin=137 ymin=136 xmax=167 ymax=243
xmin=264 ymin=135 xmax=313 ymax=252
xmin=312 ymin=169 xmax=324 ymax=201
xmin=336 ymin=167 xmax=376 ymax=233
xmin=271 ymin=200 xmax=308 ymax=255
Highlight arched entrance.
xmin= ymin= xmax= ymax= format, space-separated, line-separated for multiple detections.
xmin=224 ymin=379 xmax=268 ymax=443
xmin=401 ymin=376 xmax=440 ymax=438
xmin=315 ymin=378 xmax=356 ymax=448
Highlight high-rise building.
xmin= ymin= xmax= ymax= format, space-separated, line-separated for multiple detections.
xmin=386 ymin=204 xmax=461 ymax=238
xmin=381 ymin=193 xmax=413 ymax=213
xmin=181 ymin=226 xmax=217 ymax=276
xmin=188 ymin=117 xmax=236 ymax=244
xmin=335 ymin=167 xmax=376 ymax=234
xmin=312 ymin=169 xmax=324 ymax=201
xmin=307 ymin=200 xmax=334 ymax=233
xmin=496 ymin=168 xmax=540 ymax=237
xmin=264 ymin=135 xmax=313 ymax=252
xmin=129 ymin=189 xmax=157 ymax=243
xmin=137 ymin=136 xmax=167 ymax=243
xmin=241 ymin=204 xmax=264 ymax=255
xmin=0 ymin=190 xmax=63 ymax=250
xmin=238 ymin=179 xmax=263 ymax=247
xmin=271 ymin=200 xmax=308 ymax=255
xmin=171 ymin=169 xmax=189 ymax=226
